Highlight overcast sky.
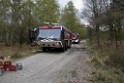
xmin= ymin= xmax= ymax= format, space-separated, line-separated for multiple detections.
xmin=58 ymin=0 xmax=83 ymax=10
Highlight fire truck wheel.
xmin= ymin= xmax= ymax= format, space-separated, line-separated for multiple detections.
xmin=61 ymin=47 xmax=65 ymax=52
xmin=0 ymin=68 xmax=4 ymax=76
xmin=65 ymin=42 xmax=68 ymax=51
xmin=16 ymin=63 xmax=23 ymax=70
xmin=69 ymin=40 xmax=72 ymax=48
xmin=61 ymin=44 xmax=65 ymax=52
xmin=42 ymin=47 xmax=47 ymax=52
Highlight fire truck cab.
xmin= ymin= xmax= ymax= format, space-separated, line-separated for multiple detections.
xmin=29 ymin=23 xmax=72 ymax=52
xmin=72 ymin=33 xmax=80 ymax=44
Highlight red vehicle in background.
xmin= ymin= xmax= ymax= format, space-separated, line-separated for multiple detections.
xmin=29 ymin=22 xmax=72 ymax=52
xmin=72 ymin=33 xmax=80 ymax=44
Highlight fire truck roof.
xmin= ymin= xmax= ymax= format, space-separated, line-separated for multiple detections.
xmin=38 ymin=25 xmax=72 ymax=34
xmin=38 ymin=25 xmax=62 ymax=29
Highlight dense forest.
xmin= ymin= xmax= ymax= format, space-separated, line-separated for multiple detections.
xmin=0 ymin=0 xmax=85 ymax=47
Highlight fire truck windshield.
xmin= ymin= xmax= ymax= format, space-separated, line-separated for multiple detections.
xmin=37 ymin=28 xmax=61 ymax=40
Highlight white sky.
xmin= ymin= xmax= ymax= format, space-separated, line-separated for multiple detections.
xmin=58 ymin=0 xmax=83 ymax=10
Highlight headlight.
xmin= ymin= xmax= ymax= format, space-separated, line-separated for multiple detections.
xmin=75 ymin=40 xmax=79 ymax=42
xmin=56 ymin=42 xmax=60 ymax=45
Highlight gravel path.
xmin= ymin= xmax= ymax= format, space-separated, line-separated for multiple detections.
xmin=0 ymin=41 xmax=91 ymax=83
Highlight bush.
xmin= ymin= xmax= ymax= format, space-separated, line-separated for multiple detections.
xmin=88 ymin=43 xmax=124 ymax=83
xmin=105 ymin=50 xmax=124 ymax=72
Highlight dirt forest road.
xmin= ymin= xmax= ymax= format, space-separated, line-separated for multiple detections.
xmin=0 ymin=41 xmax=91 ymax=83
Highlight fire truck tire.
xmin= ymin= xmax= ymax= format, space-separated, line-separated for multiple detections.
xmin=69 ymin=40 xmax=72 ymax=48
xmin=65 ymin=42 xmax=67 ymax=51
xmin=42 ymin=47 xmax=47 ymax=52
xmin=67 ymin=41 xmax=69 ymax=48
xmin=61 ymin=44 xmax=65 ymax=52
xmin=61 ymin=47 xmax=65 ymax=52
xmin=0 ymin=68 xmax=4 ymax=76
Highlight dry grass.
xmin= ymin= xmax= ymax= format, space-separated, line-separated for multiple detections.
xmin=0 ymin=43 xmax=38 ymax=60
xmin=87 ymin=42 xmax=124 ymax=83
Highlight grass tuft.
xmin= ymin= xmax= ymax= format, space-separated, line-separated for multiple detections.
xmin=0 ymin=43 xmax=38 ymax=61
xmin=87 ymin=42 xmax=124 ymax=83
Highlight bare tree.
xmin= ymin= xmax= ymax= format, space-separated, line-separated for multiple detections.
xmin=83 ymin=0 xmax=107 ymax=48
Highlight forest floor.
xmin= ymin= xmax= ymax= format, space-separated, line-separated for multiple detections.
xmin=0 ymin=43 xmax=37 ymax=60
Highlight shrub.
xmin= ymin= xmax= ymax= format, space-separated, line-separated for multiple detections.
xmin=105 ymin=50 xmax=124 ymax=72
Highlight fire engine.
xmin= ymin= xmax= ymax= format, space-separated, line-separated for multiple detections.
xmin=72 ymin=33 xmax=80 ymax=44
xmin=29 ymin=23 xmax=72 ymax=52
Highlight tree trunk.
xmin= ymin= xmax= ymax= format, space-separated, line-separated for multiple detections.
xmin=95 ymin=25 xmax=102 ymax=49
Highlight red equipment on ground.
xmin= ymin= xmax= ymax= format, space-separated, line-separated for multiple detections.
xmin=1 ymin=61 xmax=16 ymax=71
xmin=0 ymin=56 xmax=23 ymax=76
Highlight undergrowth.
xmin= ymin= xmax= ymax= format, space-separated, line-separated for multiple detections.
xmin=0 ymin=43 xmax=38 ymax=61
xmin=88 ymin=42 xmax=124 ymax=83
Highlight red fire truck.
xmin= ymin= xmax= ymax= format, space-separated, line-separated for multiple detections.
xmin=29 ymin=23 xmax=72 ymax=52
xmin=72 ymin=33 xmax=80 ymax=44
